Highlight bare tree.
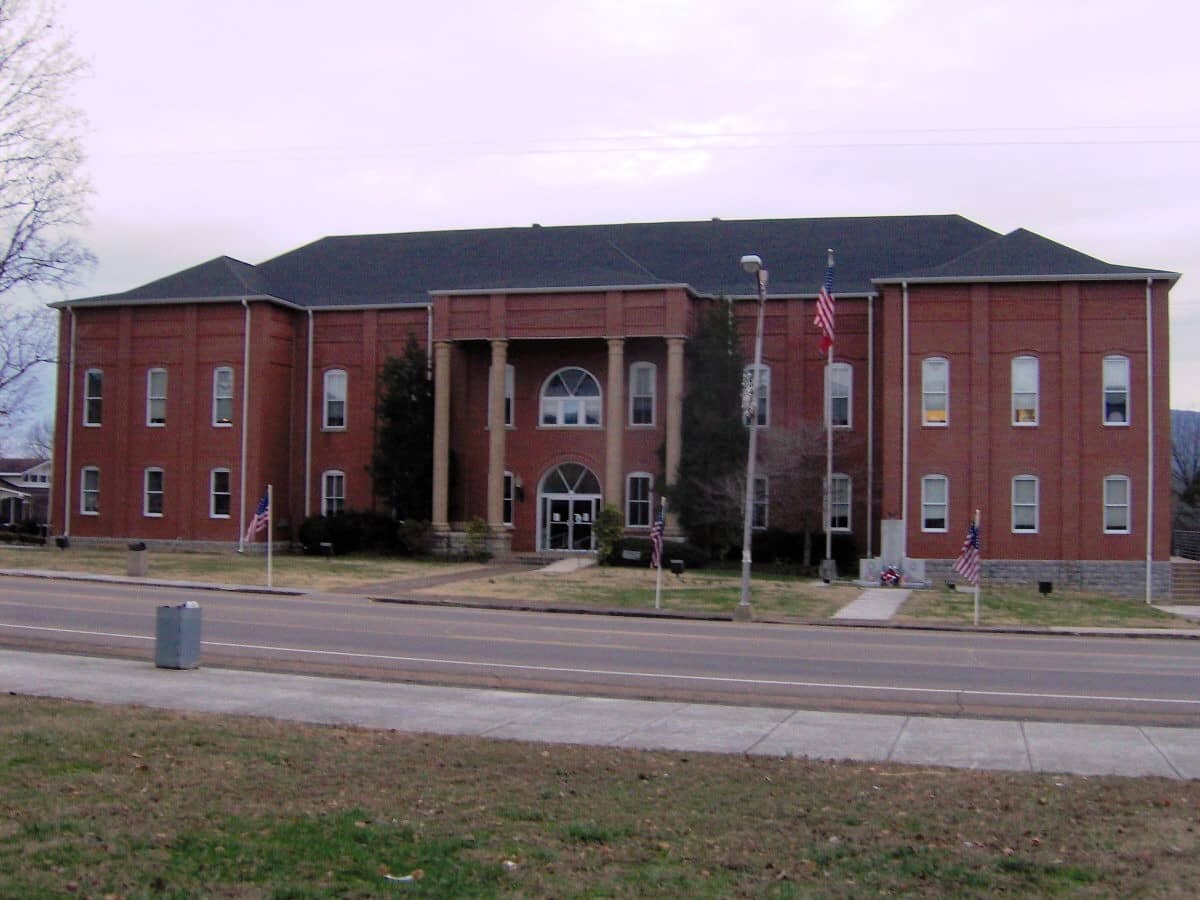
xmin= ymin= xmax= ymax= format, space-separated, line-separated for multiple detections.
xmin=0 ymin=304 xmax=54 ymax=423
xmin=1172 ymin=410 xmax=1200 ymax=532
xmin=23 ymin=412 xmax=52 ymax=457
xmin=0 ymin=0 xmax=92 ymax=292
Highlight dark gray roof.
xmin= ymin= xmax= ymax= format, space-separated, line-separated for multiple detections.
xmin=57 ymin=215 xmax=1177 ymax=310
xmin=882 ymin=228 xmax=1173 ymax=282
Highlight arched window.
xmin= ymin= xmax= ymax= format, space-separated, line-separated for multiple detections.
xmin=540 ymin=367 xmax=601 ymax=427
xmin=324 ymin=370 xmax=347 ymax=429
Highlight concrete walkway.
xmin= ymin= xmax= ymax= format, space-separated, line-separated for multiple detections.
xmin=1 ymin=648 xmax=1196 ymax=779
xmin=832 ymin=587 xmax=911 ymax=620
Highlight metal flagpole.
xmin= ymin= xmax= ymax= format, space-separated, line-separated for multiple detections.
xmin=973 ymin=508 xmax=981 ymax=626
xmin=825 ymin=340 xmax=834 ymax=564
xmin=266 ymin=484 xmax=273 ymax=589
xmin=654 ymin=497 xmax=665 ymax=610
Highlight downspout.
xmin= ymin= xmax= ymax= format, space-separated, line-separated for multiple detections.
xmin=426 ymin=303 xmax=433 ymax=377
xmin=238 ymin=299 xmax=251 ymax=550
xmin=867 ymin=294 xmax=874 ymax=560
xmin=1146 ymin=277 xmax=1154 ymax=604
xmin=62 ymin=308 xmax=77 ymax=537
xmin=902 ymin=282 xmax=910 ymax=563
xmin=305 ymin=309 xmax=314 ymax=519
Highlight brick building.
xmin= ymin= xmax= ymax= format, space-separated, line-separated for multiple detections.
xmin=50 ymin=215 xmax=1178 ymax=597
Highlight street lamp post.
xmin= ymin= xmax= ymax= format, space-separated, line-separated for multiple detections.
xmin=736 ymin=254 xmax=768 ymax=621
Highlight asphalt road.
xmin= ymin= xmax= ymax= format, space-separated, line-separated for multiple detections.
xmin=1 ymin=574 xmax=1198 ymax=725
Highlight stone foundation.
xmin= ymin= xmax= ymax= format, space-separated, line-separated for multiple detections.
xmin=920 ymin=558 xmax=1171 ymax=601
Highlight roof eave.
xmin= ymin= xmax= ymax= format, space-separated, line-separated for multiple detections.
xmin=49 ymin=293 xmax=300 ymax=311
xmin=872 ymin=271 xmax=1181 ymax=286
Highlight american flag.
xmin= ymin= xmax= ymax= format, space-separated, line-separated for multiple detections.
xmin=245 ymin=489 xmax=270 ymax=543
xmin=649 ymin=502 xmax=665 ymax=570
xmin=953 ymin=520 xmax=981 ymax=586
xmin=814 ymin=251 xmax=835 ymax=355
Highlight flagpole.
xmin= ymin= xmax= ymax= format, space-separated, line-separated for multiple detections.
xmin=267 ymin=484 xmax=273 ymax=589
xmin=654 ymin=497 xmax=665 ymax=610
xmin=972 ymin=508 xmax=981 ymax=626
xmin=823 ymin=249 xmax=835 ymax=569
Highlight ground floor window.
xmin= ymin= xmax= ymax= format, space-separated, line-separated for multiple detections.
xmin=211 ymin=469 xmax=231 ymax=518
xmin=1103 ymin=475 xmax=1130 ymax=533
xmin=828 ymin=474 xmax=850 ymax=531
xmin=627 ymin=473 xmax=652 ymax=528
xmin=322 ymin=470 xmax=345 ymax=516
xmin=752 ymin=475 xmax=768 ymax=530
xmin=144 ymin=468 xmax=164 ymax=517
xmin=80 ymin=467 xmax=99 ymax=515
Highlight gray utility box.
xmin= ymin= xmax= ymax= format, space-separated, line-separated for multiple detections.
xmin=155 ymin=603 xmax=201 ymax=669
xmin=127 ymin=542 xmax=148 ymax=577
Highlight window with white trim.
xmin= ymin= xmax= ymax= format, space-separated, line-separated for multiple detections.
xmin=503 ymin=471 xmax=514 ymax=526
xmin=144 ymin=468 xmax=164 ymax=517
xmin=752 ymin=475 xmax=769 ymax=529
xmin=1012 ymin=356 xmax=1038 ymax=425
xmin=827 ymin=362 xmax=852 ymax=428
xmin=743 ymin=364 xmax=770 ymax=428
xmin=922 ymin=358 xmax=948 ymax=426
xmin=322 ymin=470 xmax=345 ymax=516
xmin=828 ymin=473 xmax=851 ymax=531
xmin=1103 ymin=475 xmax=1131 ymax=533
xmin=213 ymin=367 xmax=234 ymax=426
xmin=1012 ymin=475 xmax=1038 ymax=532
xmin=540 ymin=367 xmax=601 ymax=426
xmin=626 ymin=473 xmax=652 ymax=528
xmin=1103 ymin=355 xmax=1130 ymax=425
xmin=210 ymin=469 xmax=231 ymax=518
xmin=84 ymin=369 xmax=102 ymax=426
xmin=80 ymin=466 xmax=99 ymax=515
xmin=629 ymin=362 xmax=656 ymax=426
xmin=146 ymin=368 xmax=167 ymax=426
xmin=921 ymin=475 xmax=948 ymax=532
xmin=324 ymin=370 xmax=347 ymax=429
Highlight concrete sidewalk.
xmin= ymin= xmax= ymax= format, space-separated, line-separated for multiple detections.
xmin=1 ymin=649 xmax=1196 ymax=780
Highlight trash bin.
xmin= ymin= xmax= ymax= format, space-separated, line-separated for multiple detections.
xmin=127 ymin=541 xmax=148 ymax=577
xmin=155 ymin=602 xmax=201 ymax=669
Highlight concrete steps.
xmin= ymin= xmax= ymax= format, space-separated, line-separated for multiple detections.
xmin=1171 ymin=559 xmax=1200 ymax=601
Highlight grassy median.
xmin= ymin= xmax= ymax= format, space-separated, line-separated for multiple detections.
xmin=2 ymin=694 xmax=1197 ymax=897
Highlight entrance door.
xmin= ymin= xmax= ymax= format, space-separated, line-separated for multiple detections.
xmin=539 ymin=463 xmax=602 ymax=552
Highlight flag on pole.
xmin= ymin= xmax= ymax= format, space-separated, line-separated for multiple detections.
xmin=814 ymin=251 xmax=835 ymax=354
xmin=649 ymin=501 xmax=665 ymax=569
xmin=953 ymin=520 xmax=981 ymax=585
xmin=245 ymin=489 xmax=270 ymax=542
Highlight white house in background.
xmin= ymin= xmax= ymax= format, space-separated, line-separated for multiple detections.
xmin=0 ymin=458 xmax=51 ymax=526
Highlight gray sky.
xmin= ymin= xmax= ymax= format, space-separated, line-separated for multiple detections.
xmin=46 ymin=0 xmax=1200 ymax=408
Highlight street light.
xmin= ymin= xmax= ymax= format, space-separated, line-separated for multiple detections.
xmin=736 ymin=254 xmax=768 ymax=621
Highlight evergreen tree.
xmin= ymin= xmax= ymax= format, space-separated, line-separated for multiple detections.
xmin=371 ymin=336 xmax=434 ymax=520
xmin=668 ymin=300 xmax=748 ymax=558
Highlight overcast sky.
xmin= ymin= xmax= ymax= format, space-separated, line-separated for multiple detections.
xmin=37 ymin=0 xmax=1200 ymax=411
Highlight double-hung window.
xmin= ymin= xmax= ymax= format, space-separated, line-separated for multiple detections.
xmin=322 ymin=470 xmax=345 ymax=516
xmin=146 ymin=369 xmax=167 ymax=426
xmin=752 ymin=475 xmax=769 ymax=529
xmin=1012 ymin=475 xmax=1038 ymax=532
xmin=922 ymin=358 xmax=948 ymax=425
xmin=626 ymin=473 xmax=652 ymax=527
xmin=1103 ymin=475 xmax=1131 ymax=533
xmin=213 ymin=367 xmax=234 ymax=426
xmin=503 ymin=472 xmax=514 ymax=526
xmin=210 ymin=469 xmax=231 ymax=518
xmin=1103 ymin=356 xmax=1130 ymax=425
xmin=827 ymin=362 xmax=852 ymax=428
xmin=1012 ymin=356 xmax=1038 ymax=425
xmin=629 ymin=362 xmax=656 ymax=426
xmin=84 ymin=369 xmax=103 ymax=426
xmin=324 ymin=370 xmax=347 ymax=429
xmin=743 ymin=365 xmax=770 ymax=428
xmin=80 ymin=467 xmax=100 ymax=515
xmin=144 ymin=468 xmax=164 ymax=517
xmin=921 ymin=475 xmax=948 ymax=531
xmin=828 ymin=474 xmax=851 ymax=531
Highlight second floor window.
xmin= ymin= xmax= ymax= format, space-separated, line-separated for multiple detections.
xmin=541 ymin=367 xmax=601 ymax=426
xmin=827 ymin=362 xmax=852 ymax=428
xmin=1012 ymin=356 xmax=1038 ymax=425
xmin=629 ymin=362 xmax=656 ymax=426
xmin=922 ymin=358 xmax=948 ymax=425
xmin=147 ymin=369 xmax=167 ymax=426
xmin=213 ymin=367 xmax=234 ymax=426
xmin=84 ymin=369 xmax=103 ymax=426
xmin=1103 ymin=355 xmax=1130 ymax=425
xmin=324 ymin=370 xmax=347 ymax=429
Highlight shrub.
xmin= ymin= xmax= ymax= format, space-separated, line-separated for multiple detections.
xmin=465 ymin=517 xmax=491 ymax=561
xmin=611 ymin=536 xmax=707 ymax=570
xmin=594 ymin=505 xmax=624 ymax=565
xmin=396 ymin=519 xmax=433 ymax=557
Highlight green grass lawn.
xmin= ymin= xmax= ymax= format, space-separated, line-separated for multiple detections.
xmin=2 ymin=694 xmax=1196 ymax=898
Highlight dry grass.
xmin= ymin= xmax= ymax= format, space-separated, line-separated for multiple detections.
xmin=2 ymin=694 xmax=1198 ymax=897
